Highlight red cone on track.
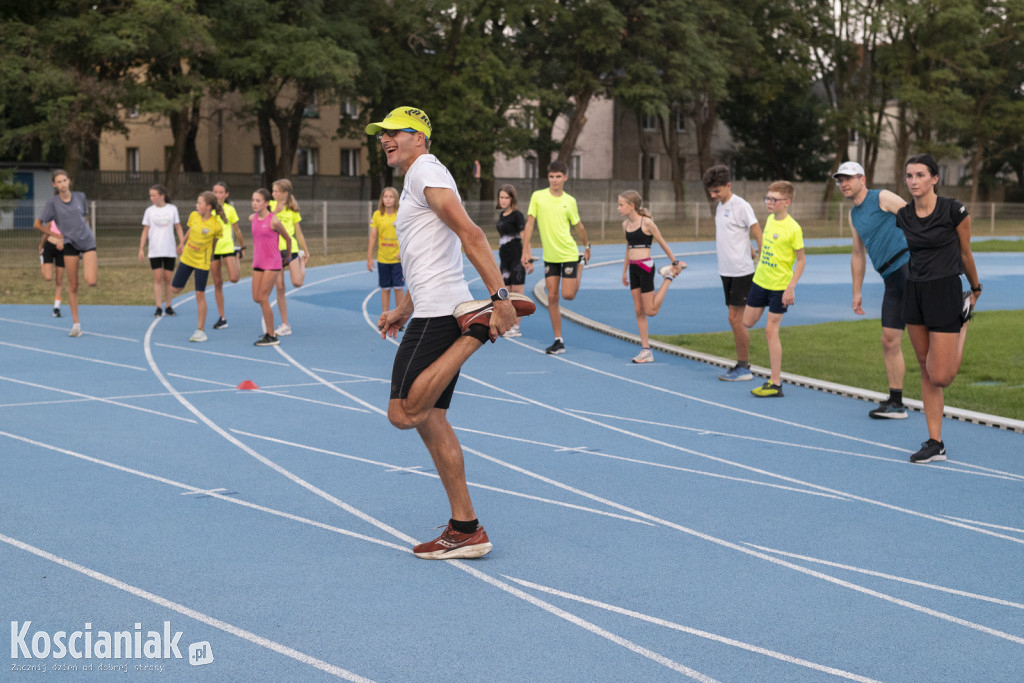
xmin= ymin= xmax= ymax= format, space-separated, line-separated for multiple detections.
xmin=236 ymin=380 xmax=259 ymax=390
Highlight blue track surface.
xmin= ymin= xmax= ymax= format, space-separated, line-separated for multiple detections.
xmin=2 ymin=241 xmax=1022 ymax=681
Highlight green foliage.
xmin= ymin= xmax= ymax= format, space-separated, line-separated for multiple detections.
xmin=0 ymin=169 xmax=27 ymax=199
xmin=655 ymin=311 xmax=1024 ymax=421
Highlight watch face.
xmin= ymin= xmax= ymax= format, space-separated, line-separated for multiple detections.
xmin=497 ymin=287 xmax=509 ymax=299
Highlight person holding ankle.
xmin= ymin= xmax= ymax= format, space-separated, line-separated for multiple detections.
xmin=369 ymin=106 xmax=533 ymax=559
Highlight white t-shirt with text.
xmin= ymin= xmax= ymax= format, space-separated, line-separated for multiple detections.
xmin=142 ymin=203 xmax=181 ymax=258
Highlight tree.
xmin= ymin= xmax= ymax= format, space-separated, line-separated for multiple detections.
xmin=207 ymin=0 xmax=358 ymax=184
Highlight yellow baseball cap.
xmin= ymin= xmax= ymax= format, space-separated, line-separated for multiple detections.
xmin=365 ymin=106 xmax=432 ymax=138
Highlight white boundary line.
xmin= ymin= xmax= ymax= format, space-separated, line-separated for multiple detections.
xmin=0 ymin=531 xmax=374 ymax=682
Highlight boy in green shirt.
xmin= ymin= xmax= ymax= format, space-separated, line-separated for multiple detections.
xmin=743 ymin=181 xmax=806 ymax=397
xmin=521 ymin=160 xmax=591 ymax=354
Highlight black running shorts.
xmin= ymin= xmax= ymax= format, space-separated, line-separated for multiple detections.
xmin=390 ymin=316 xmax=462 ymax=410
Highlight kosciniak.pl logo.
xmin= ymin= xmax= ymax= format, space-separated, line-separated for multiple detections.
xmin=10 ymin=621 xmax=213 ymax=667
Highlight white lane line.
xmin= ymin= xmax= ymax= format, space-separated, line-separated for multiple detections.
xmin=566 ymin=409 xmax=1022 ymax=482
xmin=939 ymin=515 xmax=1024 ymax=535
xmin=231 ymin=429 xmax=654 ymax=526
xmin=166 ymin=374 xmax=371 ymax=413
xmin=745 ymin=543 xmax=1024 ymax=611
xmin=154 ymin=342 xmax=291 ymax=366
xmin=0 ymin=375 xmax=196 ymax=424
xmin=0 ymin=532 xmax=374 ymax=682
xmin=503 ymin=575 xmax=883 ymax=683
xmin=454 ymin=426 xmax=849 ymax=501
xmin=0 ymin=341 xmax=148 ymax=370
xmin=452 ymin=372 xmax=1024 ymax=546
xmin=458 ymin=443 xmax=1024 ymax=646
xmin=0 ymin=318 xmax=138 ymax=342
xmin=0 ymin=430 xmax=408 ymax=554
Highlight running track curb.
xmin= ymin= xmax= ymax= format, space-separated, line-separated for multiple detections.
xmin=531 ymin=270 xmax=1024 ymax=434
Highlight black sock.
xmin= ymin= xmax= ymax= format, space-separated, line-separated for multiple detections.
xmin=464 ymin=323 xmax=490 ymax=344
xmin=736 ymin=360 xmax=750 ymax=369
xmin=450 ymin=518 xmax=478 ymax=534
xmin=889 ymin=389 xmax=903 ymax=404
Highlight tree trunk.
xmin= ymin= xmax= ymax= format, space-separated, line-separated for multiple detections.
xmin=557 ymin=88 xmax=594 ymax=166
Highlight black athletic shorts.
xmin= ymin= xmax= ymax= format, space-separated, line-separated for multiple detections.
xmin=390 ymin=316 xmax=462 ymax=410
xmin=880 ymin=263 xmax=908 ymax=330
xmin=902 ymin=275 xmax=964 ymax=333
xmin=149 ymin=256 xmax=175 ymax=272
xmin=544 ymin=259 xmax=581 ymax=280
xmin=41 ymin=240 xmax=65 ymax=268
xmin=628 ymin=261 xmax=655 ymax=293
xmin=171 ymin=262 xmax=210 ymax=292
xmin=746 ymin=281 xmax=788 ymax=315
xmin=721 ymin=273 xmax=754 ymax=308
xmin=61 ymin=242 xmax=96 ymax=258
xmin=499 ymin=240 xmax=525 ymax=286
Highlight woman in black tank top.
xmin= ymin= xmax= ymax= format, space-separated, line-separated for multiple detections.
xmin=617 ymin=190 xmax=686 ymax=363
xmin=898 ymin=153 xmax=981 ymax=464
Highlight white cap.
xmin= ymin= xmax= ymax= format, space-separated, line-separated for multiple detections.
xmin=833 ymin=161 xmax=865 ymax=178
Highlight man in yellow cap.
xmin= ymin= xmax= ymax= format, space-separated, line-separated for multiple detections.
xmin=368 ymin=106 xmax=534 ymax=559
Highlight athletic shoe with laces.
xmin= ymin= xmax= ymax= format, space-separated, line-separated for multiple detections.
xmin=413 ymin=523 xmax=492 ymax=560
xmin=961 ymin=291 xmax=973 ymax=324
xmin=719 ymin=364 xmax=753 ymax=381
xmin=189 ymin=329 xmax=208 ymax=343
xmin=453 ymin=294 xmax=536 ymax=334
xmin=632 ymin=348 xmax=654 ymax=363
xmin=53 ymin=307 xmax=61 ymax=318
xmin=68 ymin=323 xmax=82 ymax=338
xmin=154 ymin=307 xmax=163 ymax=318
xmin=213 ymin=317 xmax=228 ymax=330
xmin=751 ymin=381 xmax=783 ymax=397
xmin=545 ymin=338 xmax=565 ymax=355
xmin=254 ymin=333 xmax=279 ymax=347
xmin=909 ymin=438 xmax=946 ymax=463
xmin=658 ymin=263 xmax=686 ymax=280
xmin=275 ymin=323 xmax=292 ymax=336
xmin=502 ymin=324 xmax=522 ymax=338
xmin=869 ymin=399 xmax=908 ymax=420
xmin=164 ymin=305 xmax=177 ymax=317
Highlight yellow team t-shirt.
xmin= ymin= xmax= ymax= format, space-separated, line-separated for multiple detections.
xmin=371 ymin=210 xmax=400 ymax=264
xmin=527 ymin=189 xmax=581 ymax=263
xmin=182 ymin=212 xmax=224 ymax=271
xmin=753 ymin=213 xmax=804 ymax=290
xmin=213 ymin=203 xmax=240 ymax=255
xmin=270 ymin=200 xmax=302 ymax=253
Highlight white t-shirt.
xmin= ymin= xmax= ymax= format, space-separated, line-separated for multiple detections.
xmin=715 ymin=194 xmax=759 ymax=276
xmin=396 ymin=154 xmax=472 ymax=318
xmin=142 ymin=203 xmax=181 ymax=258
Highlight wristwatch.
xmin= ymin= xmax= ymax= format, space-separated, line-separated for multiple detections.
xmin=971 ymin=283 xmax=983 ymax=293
xmin=490 ymin=287 xmax=510 ymax=302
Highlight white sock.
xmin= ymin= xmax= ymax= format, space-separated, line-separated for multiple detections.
xmin=54 ymin=299 xmax=61 ymax=308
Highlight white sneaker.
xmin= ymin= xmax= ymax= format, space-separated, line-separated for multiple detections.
xmin=68 ymin=323 xmax=82 ymax=338
xmin=275 ymin=323 xmax=292 ymax=336
xmin=631 ymin=348 xmax=654 ymax=363
xmin=189 ymin=329 xmax=208 ymax=343
xmin=502 ymin=324 xmax=522 ymax=338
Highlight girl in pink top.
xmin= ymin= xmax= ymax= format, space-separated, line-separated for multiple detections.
xmin=250 ymin=188 xmax=292 ymax=346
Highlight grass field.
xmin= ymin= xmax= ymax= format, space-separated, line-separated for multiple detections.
xmin=654 ymin=312 xmax=1024 ymax=422
xmin=5 ymin=239 xmax=1020 ymax=420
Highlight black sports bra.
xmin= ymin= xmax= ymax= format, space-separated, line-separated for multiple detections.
xmin=625 ymin=219 xmax=653 ymax=248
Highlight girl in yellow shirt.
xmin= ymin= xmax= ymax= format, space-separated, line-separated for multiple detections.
xmin=171 ymin=191 xmax=225 ymax=343
xmin=270 ymin=179 xmax=309 ymax=336
xmin=366 ymin=187 xmax=404 ymax=313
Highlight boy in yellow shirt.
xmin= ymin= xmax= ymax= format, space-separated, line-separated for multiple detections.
xmin=742 ymin=181 xmax=806 ymax=397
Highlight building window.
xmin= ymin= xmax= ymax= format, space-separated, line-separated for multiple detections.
xmin=849 ymin=129 xmax=858 ymax=143
xmin=303 ymin=93 xmax=319 ymax=119
xmin=339 ymin=98 xmax=357 ymax=120
xmin=253 ymin=146 xmax=265 ymax=174
xmin=641 ymin=113 xmax=658 ymax=131
xmin=127 ymin=147 xmax=140 ymax=173
xmin=128 ymin=105 xmax=140 ymax=119
xmin=297 ymin=147 xmax=318 ymax=176
xmin=569 ymin=154 xmax=582 ymax=180
xmin=340 ymin=148 xmax=359 ymax=176
xmin=524 ymin=157 xmax=538 ymax=179
xmin=675 ymin=108 xmax=686 ymax=133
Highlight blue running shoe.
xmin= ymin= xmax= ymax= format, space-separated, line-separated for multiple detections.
xmin=719 ymin=365 xmax=754 ymax=382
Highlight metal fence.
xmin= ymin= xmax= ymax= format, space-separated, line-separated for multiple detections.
xmin=3 ymin=198 xmax=1023 ymax=266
